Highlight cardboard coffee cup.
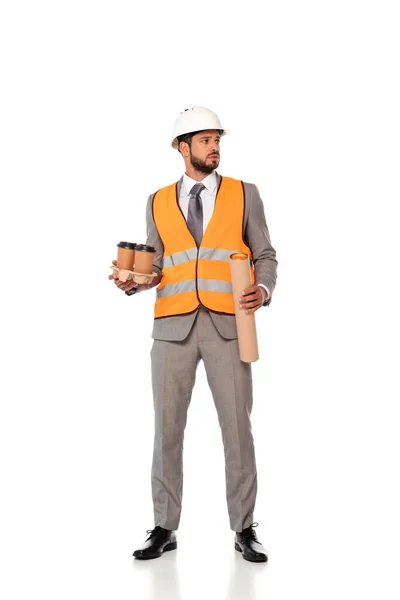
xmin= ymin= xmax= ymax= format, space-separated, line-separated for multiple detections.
xmin=117 ymin=241 xmax=136 ymax=270
xmin=134 ymin=244 xmax=156 ymax=274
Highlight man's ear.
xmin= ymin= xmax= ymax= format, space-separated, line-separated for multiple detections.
xmin=179 ymin=141 xmax=190 ymax=157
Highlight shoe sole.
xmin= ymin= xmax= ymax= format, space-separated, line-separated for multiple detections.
xmin=133 ymin=541 xmax=177 ymax=560
xmin=235 ymin=542 xmax=268 ymax=563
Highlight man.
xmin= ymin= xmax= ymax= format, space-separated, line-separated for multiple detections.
xmin=109 ymin=106 xmax=278 ymax=562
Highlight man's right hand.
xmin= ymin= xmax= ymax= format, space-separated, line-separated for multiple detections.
xmin=108 ymin=260 xmax=139 ymax=292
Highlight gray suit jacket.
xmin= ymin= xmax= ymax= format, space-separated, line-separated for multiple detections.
xmin=135 ymin=172 xmax=278 ymax=341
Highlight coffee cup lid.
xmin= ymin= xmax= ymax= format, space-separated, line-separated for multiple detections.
xmin=117 ymin=241 xmax=137 ymax=250
xmin=135 ymin=244 xmax=155 ymax=252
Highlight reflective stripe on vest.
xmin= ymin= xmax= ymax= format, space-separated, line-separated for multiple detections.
xmin=162 ymin=246 xmax=245 ymax=269
xmin=162 ymin=247 xmax=198 ymax=268
xmin=157 ymin=278 xmax=233 ymax=298
xmin=199 ymin=247 xmax=241 ymax=262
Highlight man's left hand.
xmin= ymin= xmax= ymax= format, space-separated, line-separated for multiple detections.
xmin=239 ymin=285 xmax=267 ymax=314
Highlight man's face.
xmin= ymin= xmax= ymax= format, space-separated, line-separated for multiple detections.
xmin=188 ymin=129 xmax=221 ymax=174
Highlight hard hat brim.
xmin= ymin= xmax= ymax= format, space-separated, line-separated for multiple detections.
xmin=172 ymin=128 xmax=229 ymax=149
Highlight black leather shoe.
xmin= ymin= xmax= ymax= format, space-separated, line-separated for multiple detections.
xmin=133 ymin=526 xmax=177 ymax=560
xmin=235 ymin=522 xmax=268 ymax=562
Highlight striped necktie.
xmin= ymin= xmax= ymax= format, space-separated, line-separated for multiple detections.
xmin=187 ymin=182 xmax=205 ymax=247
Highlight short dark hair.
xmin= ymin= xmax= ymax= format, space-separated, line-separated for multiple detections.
xmin=176 ymin=129 xmax=223 ymax=153
xmin=176 ymin=130 xmax=201 ymax=153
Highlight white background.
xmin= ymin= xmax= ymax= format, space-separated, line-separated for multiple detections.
xmin=1 ymin=1 xmax=399 ymax=598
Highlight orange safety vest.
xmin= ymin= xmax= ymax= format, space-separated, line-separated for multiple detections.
xmin=152 ymin=176 xmax=254 ymax=318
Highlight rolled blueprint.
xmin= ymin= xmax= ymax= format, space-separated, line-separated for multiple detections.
xmin=229 ymin=253 xmax=259 ymax=363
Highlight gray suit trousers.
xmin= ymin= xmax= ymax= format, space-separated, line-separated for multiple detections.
xmin=150 ymin=308 xmax=257 ymax=532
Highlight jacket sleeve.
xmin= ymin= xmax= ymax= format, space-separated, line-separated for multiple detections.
xmin=134 ymin=193 xmax=164 ymax=294
xmin=244 ymin=184 xmax=278 ymax=306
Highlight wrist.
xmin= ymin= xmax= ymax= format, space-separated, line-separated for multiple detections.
xmin=125 ymin=282 xmax=139 ymax=296
xmin=258 ymin=285 xmax=269 ymax=307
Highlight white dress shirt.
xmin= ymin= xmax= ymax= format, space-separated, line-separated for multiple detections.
xmin=179 ymin=172 xmax=270 ymax=302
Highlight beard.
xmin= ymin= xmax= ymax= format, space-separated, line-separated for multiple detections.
xmin=189 ymin=149 xmax=220 ymax=174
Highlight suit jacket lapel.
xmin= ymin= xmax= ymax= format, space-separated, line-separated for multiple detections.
xmin=177 ymin=175 xmax=184 ymax=197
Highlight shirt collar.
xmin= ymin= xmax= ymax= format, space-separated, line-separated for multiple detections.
xmin=183 ymin=171 xmax=218 ymax=195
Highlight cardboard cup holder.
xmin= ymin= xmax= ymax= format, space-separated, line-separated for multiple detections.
xmin=110 ymin=264 xmax=158 ymax=284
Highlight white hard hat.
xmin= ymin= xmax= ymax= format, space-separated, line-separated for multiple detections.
xmin=171 ymin=106 xmax=228 ymax=149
